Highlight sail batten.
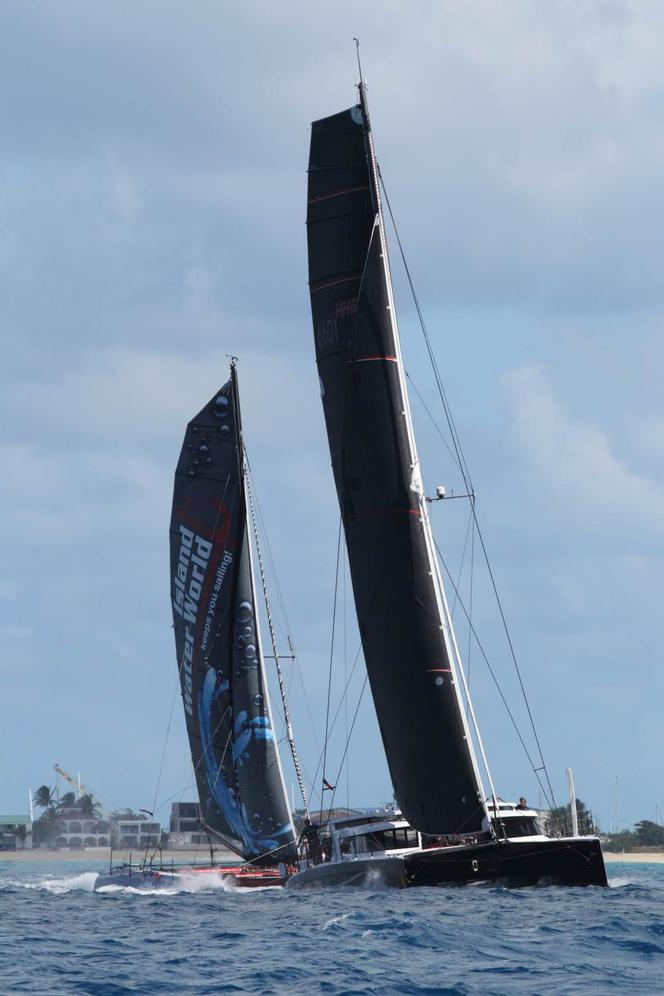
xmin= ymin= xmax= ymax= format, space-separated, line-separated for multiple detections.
xmin=307 ymin=97 xmax=486 ymax=835
xmin=170 ymin=366 xmax=297 ymax=863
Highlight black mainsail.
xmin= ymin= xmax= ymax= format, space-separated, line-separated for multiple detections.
xmin=170 ymin=364 xmax=297 ymax=863
xmin=307 ymin=89 xmax=487 ymax=834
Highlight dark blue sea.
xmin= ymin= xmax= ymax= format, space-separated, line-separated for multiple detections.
xmin=1 ymin=860 xmax=662 ymax=994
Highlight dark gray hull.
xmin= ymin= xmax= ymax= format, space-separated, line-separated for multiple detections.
xmin=406 ymin=837 xmax=607 ymax=887
xmin=286 ymin=856 xmax=407 ymax=890
xmin=286 ymin=837 xmax=607 ymax=890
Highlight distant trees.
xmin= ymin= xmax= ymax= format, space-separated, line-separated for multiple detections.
xmin=77 ymin=794 xmax=101 ymax=819
xmin=603 ymin=819 xmax=664 ymax=852
xmin=31 ymin=782 xmax=105 ymax=847
xmin=33 ymin=785 xmax=56 ymax=811
xmin=603 ymin=828 xmax=636 ymax=852
xmin=32 ymin=807 xmax=60 ymax=846
xmin=545 ymin=798 xmax=595 ymax=836
xmin=634 ymin=820 xmax=664 ymax=847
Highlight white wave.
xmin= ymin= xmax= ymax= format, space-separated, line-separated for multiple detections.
xmin=0 ymin=872 xmax=99 ymax=894
xmin=94 ymin=871 xmax=282 ymax=897
xmin=608 ymin=875 xmax=634 ymax=888
xmin=94 ymin=873 xmax=233 ymax=896
xmin=323 ymin=911 xmax=358 ymax=931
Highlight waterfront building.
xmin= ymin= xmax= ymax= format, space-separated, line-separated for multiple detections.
xmin=110 ymin=815 xmax=161 ymax=850
xmin=167 ymin=802 xmax=207 ymax=849
xmin=0 ymin=815 xmax=32 ymax=850
xmin=52 ymin=808 xmax=110 ymax=848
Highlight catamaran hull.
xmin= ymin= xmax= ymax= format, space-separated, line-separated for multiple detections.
xmin=93 ymin=865 xmax=286 ymax=891
xmin=286 ymin=837 xmax=607 ymax=890
xmin=405 ymin=837 xmax=607 ymax=887
xmin=286 ymin=856 xmax=407 ymax=890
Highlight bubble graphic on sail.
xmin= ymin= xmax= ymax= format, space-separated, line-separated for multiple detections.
xmin=169 ymin=365 xmax=297 ymax=863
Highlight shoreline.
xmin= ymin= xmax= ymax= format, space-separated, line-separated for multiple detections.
xmin=603 ymin=851 xmax=664 ymax=864
xmin=0 ymin=848 xmax=238 ymax=864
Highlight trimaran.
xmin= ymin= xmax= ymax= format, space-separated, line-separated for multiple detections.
xmin=95 ymin=69 xmax=607 ymax=891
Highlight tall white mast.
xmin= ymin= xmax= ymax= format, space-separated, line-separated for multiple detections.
xmin=358 ymin=77 xmax=499 ymax=823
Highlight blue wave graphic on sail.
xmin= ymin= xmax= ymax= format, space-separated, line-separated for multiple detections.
xmin=198 ymin=667 xmax=292 ymax=858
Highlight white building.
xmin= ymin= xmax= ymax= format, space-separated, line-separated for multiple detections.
xmin=0 ymin=815 xmax=32 ymax=850
xmin=52 ymin=809 xmax=110 ymax=848
xmin=110 ymin=816 xmax=161 ymax=850
xmin=167 ymin=802 xmax=207 ymax=849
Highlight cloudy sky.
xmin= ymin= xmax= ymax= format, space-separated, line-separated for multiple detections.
xmin=2 ymin=1 xmax=662 ymax=832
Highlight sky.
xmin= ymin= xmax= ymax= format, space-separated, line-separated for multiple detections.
xmin=1 ymin=1 xmax=663 ymax=832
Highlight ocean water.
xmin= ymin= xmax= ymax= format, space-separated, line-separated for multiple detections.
xmin=1 ymin=860 xmax=663 ymax=995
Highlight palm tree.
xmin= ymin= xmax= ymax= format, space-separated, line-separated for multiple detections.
xmin=33 ymin=785 xmax=56 ymax=811
xmin=14 ymin=825 xmax=27 ymax=849
xmin=59 ymin=792 xmax=76 ymax=809
xmin=77 ymin=794 xmax=101 ymax=819
xmin=32 ymin=807 xmax=60 ymax=846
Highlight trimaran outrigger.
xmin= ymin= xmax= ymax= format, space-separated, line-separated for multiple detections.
xmin=95 ymin=68 xmax=606 ymax=892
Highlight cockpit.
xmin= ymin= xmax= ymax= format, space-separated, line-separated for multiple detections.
xmin=486 ymin=800 xmax=544 ymax=839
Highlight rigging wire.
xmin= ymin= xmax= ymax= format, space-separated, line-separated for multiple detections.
xmin=379 ymin=168 xmax=558 ymax=811
xmin=434 ymin=536 xmax=555 ymax=810
xmin=320 ymin=516 xmax=343 ymax=812
xmin=449 ymin=502 xmax=475 ymax=621
xmin=245 ymin=454 xmax=310 ymax=819
xmin=343 ymin=544 xmax=350 ymax=815
xmin=405 ymin=370 xmax=462 ymax=473
xmin=245 ymin=457 xmax=321 ymax=757
xmin=324 ymin=674 xmax=369 ymax=822
xmin=306 ymin=642 xmax=363 ymax=806
xmin=150 ymin=668 xmax=187 ymax=817
xmin=466 ymin=512 xmax=476 ymax=716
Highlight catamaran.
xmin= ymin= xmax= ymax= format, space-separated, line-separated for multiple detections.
xmin=286 ymin=69 xmax=607 ymax=889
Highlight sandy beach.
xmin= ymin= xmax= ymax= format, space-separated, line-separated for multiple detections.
xmin=603 ymin=851 xmax=664 ymax=864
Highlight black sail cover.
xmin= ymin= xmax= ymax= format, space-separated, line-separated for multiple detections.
xmin=170 ymin=370 xmax=297 ymax=862
xmin=307 ymin=99 xmax=484 ymax=834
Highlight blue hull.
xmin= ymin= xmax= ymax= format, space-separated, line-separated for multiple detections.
xmin=94 ymin=868 xmax=180 ymax=890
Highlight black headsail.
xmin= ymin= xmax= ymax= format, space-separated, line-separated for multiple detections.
xmin=307 ymin=87 xmax=488 ymax=834
xmin=170 ymin=364 xmax=297 ymax=863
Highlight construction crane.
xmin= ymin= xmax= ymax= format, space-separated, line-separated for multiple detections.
xmin=53 ymin=763 xmax=88 ymax=799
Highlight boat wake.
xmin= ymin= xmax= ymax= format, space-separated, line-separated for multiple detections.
xmin=0 ymin=871 xmax=99 ymax=894
xmin=608 ymin=875 xmax=635 ymax=889
xmin=94 ymin=872 xmax=281 ymax=896
xmin=0 ymin=870 xmax=281 ymax=897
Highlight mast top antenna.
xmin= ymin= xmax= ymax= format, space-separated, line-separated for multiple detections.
xmin=353 ymin=37 xmax=364 ymax=85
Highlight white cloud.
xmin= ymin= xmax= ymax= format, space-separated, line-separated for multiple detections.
xmin=626 ymin=414 xmax=664 ymax=469
xmin=111 ymin=167 xmax=142 ymax=223
xmin=7 ymin=348 xmax=321 ymax=447
xmin=0 ymin=445 xmax=64 ymax=497
xmin=0 ymin=579 xmax=17 ymax=600
xmin=504 ymin=365 xmax=664 ymax=538
xmin=0 ymin=443 xmax=170 ymax=542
